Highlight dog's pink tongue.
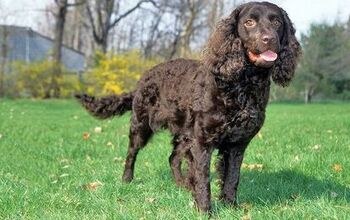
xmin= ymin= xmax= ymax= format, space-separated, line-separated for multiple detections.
xmin=260 ymin=50 xmax=278 ymax=62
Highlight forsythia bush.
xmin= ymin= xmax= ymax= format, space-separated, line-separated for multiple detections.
xmin=2 ymin=51 xmax=159 ymax=98
xmin=10 ymin=61 xmax=81 ymax=98
xmin=84 ymin=50 xmax=158 ymax=96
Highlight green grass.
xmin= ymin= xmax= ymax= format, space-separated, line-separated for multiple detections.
xmin=0 ymin=100 xmax=349 ymax=219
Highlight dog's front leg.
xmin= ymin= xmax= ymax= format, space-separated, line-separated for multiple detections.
xmin=189 ymin=143 xmax=213 ymax=212
xmin=217 ymin=143 xmax=247 ymax=205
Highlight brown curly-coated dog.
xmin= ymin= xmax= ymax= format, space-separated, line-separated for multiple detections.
xmin=76 ymin=1 xmax=301 ymax=212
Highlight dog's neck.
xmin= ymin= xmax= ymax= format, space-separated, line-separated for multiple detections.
xmin=214 ymin=64 xmax=271 ymax=90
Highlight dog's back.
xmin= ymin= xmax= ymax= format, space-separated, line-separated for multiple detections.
xmin=131 ymin=58 xmax=207 ymax=131
xmin=77 ymin=58 xmax=206 ymax=133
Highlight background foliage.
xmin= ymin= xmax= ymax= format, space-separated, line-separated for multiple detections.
xmin=271 ymin=20 xmax=350 ymax=103
xmin=84 ymin=50 xmax=158 ymax=96
xmin=3 ymin=61 xmax=81 ymax=98
xmin=0 ymin=4 xmax=350 ymax=102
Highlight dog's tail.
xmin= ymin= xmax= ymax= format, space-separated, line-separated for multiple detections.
xmin=75 ymin=93 xmax=134 ymax=119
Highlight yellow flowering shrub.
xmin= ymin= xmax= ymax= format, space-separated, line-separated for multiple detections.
xmin=10 ymin=61 xmax=81 ymax=98
xmin=84 ymin=50 xmax=158 ymax=96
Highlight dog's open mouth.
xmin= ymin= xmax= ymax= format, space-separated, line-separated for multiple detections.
xmin=248 ymin=50 xmax=278 ymax=67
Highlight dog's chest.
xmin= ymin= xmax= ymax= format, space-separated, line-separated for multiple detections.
xmin=221 ymin=106 xmax=266 ymax=143
xmin=218 ymin=77 xmax=270 ymax=143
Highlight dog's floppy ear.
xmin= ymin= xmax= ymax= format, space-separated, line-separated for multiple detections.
xmin=202 ymin=5 xmax=246 ymax=81
xmin=270 ymin=8 xmax=301 ymax=86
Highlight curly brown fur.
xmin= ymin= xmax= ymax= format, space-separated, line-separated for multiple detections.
xmin=202 ymin=6 xmax=246 ymax=81
xmin=75 ymin=93 xmax=133 ymax=119
xmin=270 ymin=7 xmax=302 ymax=86
xmin=77 ymin=1 xmax=301 ymax=213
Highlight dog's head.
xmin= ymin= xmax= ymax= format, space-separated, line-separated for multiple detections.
xmin=203 ymin=1 xmax=301 ymax=86
xmin=237 ymin=2 xmax=285 ymax=68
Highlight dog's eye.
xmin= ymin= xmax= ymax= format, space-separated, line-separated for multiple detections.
xmin=272 ymin=19 xmax=281 ymax=27
xmin=245 ymin=19 xmax=256 ymax=27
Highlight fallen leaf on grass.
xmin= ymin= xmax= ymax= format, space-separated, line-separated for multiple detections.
xmin=239 ymin=202 xmax=253 ymax=210
xmin=241 ymin=214 xmax=251 ymax=220
xmin=257 ymin=132 xmax=263 ymax=139
xmin=86 ymin=155 xmax=92 ymax=161
xmin=241 ymin=204 xmax=252 ymax=220
xmin=59 ymin=173 xmax=69 ymax=178
xmin=73 ymin=115 xmax=79 ymax=120
xmin=294 ymin=155 xmax=301 ymax=162
xmin=242 ymin=163 xmax=264 ymax=170
xmin=332 ymin=164 xmax=342 ymax=172
xmin=116 ymin=197 xmax=125 ymax=203
xmin=330 ymin=191 xmax=338 ymax=198
xmin=146 ymin=197 xmax=156 ymax=203
xmin=327 ymin=130 xmax=333 ymax=133
xmin=84 ymin=181 xmax=103 ymax=191
xmin=312 ymin=144 xmax=321 ymax=151
xmin=94 ymin=127 xmax=102 ymax=133
xmin=240 ymin=202 xmax=252 ymax=220
xmin=83 ymin=132 xmax=90 ymax=140
xmin=60 ymin=158 xmax=70 ymax=164
xmin=114 ymin=157 xmax=124 ymax=163
xmin=107 ymin=141 xmax=114 ymax=147
xmin=0 ymin=134 xmax=2 ymax=139
xmin=290 ymin=193 xmax=300 ymax=201
xmin=188 ymin=200 xmax=195 ymax=208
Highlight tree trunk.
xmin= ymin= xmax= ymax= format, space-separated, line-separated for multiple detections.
xmin=53 ymin=4 xmax=66 ymax=63
xmin=179 ymin=0 xmax=198 ymax=58
xmin=50 ymin=0 xmax=84 ymax=98
xmin=0 ymin=26 xmax=9 ymax=97
xmin=95 ymin=34 xmax=108 ymax=53
xmin=86 ymin=0 xmax=153 ymax=54
xmin=304 ymin=86 xmax=314 ymax=104
xmin=51 ymin=0 xmax=68 ymax=98
xmin=180 ymin=12 xmax=195 ymax=57
xmin=144 ymin=15 xmax=162 ymax=58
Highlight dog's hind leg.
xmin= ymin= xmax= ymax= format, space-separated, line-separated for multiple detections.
xmin=122 ymin=116 xmax=152 ymax=183
xmin=169 ymin=136 xmax=183 ymax=186
xmin=169 ymin=135 xmax=190 ymax=187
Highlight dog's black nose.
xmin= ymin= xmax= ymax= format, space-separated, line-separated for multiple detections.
xmin=262 ymin=35 xmax=276 ymax=44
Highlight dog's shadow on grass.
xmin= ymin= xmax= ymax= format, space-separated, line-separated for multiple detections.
xmin=236 ymin=169 xmax=350 ymax=206
xmin=156 ymin=168 xmax=349 ymax=208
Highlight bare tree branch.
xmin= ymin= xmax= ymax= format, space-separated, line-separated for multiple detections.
xmin=85 ymin=1 xmax=103 ymax=44
xmin=108 ymin=0 xmax=156 ymax=29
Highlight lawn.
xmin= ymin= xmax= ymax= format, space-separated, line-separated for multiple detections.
xmin=0 ymin=99 xmax=349 ymax=219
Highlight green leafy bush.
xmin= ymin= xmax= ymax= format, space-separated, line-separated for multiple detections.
xmin=10 ymin=60 xmax=81 ymax=98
